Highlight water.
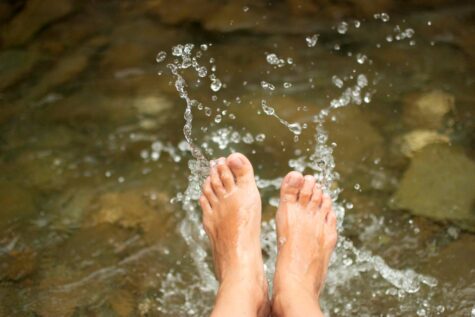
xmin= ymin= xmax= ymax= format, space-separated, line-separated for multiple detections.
xmin=0 ymin=1 xmax=474 ymax=316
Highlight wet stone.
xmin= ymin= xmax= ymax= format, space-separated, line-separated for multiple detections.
xmin=0 ymin=249 xmax=37 ymax=282
xmin=392 ymin=144 xmax=475 ymax=231
xmin=2 ymin=0 xmax=75 ymax=47
xmin=403 ymin=90 xmax=455 ymax=130
xmin=395 ymin=129 xmax=450 ymax=158
xmin=0 ymin=50 xmax=38 ymax=91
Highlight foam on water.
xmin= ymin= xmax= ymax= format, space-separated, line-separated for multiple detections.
xmin=156 ymin=17 xmax=442 ymax=314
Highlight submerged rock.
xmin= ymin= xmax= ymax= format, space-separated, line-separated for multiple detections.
xmin=26 ymin=50 xmax=89 ymax=101
xmin=391 ymin=144 xmax=475 ymax=231
xmin=0 ymin=50 xmax=38 ymax=91
xmin=2 ymin=0 xmax=75 ymax=47
xmin=403 ymin=90 xmax=455 ymax=130
xmin=0 ymin=249 xmax=37 ymax=282
xmin=395 ymin=129 xmax=450 ymax=158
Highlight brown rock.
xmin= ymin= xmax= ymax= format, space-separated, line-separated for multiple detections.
xmin=403 ymin=90 xmax=455 ymax=130
xmin=391 ymin=144 xmax=475 ymax=231
xmin=2 ymin=0 xmax=75 ymax=47
xmin=0 ymin=249 xmax=37 ymax=281
xmin=396 ymin=129 xmax=450 ymax=158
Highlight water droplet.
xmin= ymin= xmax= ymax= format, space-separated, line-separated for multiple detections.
xmin=332 ymin=75 xmax=344 ymax=88
xmin=200 ymin=44 xmax=208 ymax=51
xmin=242 ymin=6 xmax=249 ymax=12
xmin=337 ymin=21 xmax=348 ymax=34
xmin=214 ymin=114 xmax=222 ymax=123
xmin=198 ymin=66 xmax=207 ymax=77
xmin=204 ymin=107 xmax=212 ymax=116
xmin=354 ymin=183 xmax=361 ymax=191
xmin=172 ymin=45 xmax=184 ymax=56
xmin=287 ymin=57 xmax=293 ymax=64
xmin=381 ymin=13 xmax=390 ymax=22
xmin=255 ymin=134 xmax=266 ymax=142
xmin=156 ymin=51 xmax=167 ymax=63
xmin=356 ymin=53 xmax=367 ymax=64
xmin=357 ymin=74 xmax=368 ymax=87
xmin=305 ymin=34 xmax=319 ymax=47
xmin=261 ymin=81 xmax=275 ymax=91
xmin=288 ymin=122 xmax=302 ymax=135
xmin=283 ymin=82 xmax=292 ymax=88
xmin=210 ymin=78 xmax=222 ymax=92
xmin=261 ymin=100 xmax=275 ymax=115
xmin=354 ymin=20 xmax=361 ymax=28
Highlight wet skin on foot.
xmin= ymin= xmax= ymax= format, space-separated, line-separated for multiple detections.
xmin=273 ymin=171 xmax=338 ymax=317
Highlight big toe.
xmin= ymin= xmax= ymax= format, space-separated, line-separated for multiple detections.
xmin=226 ymin=152 xmax=254 ymax=183
xmin=280 ymin=171 xmax=304 ymax=203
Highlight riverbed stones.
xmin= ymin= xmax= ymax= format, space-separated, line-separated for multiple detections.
xmin=0 ymin=50 xmax=38 ymax=91
xmin=2 ymin=0 xmax=75 ymax=47
xmin=403 ymin=90 xmax=455 ymax=130
xmin=391 ymin=144 xmax=475 ymax=231
xmin=396 ymin=129 xmax=450 ymax=158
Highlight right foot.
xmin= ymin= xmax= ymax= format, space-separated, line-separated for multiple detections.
xmin=272 ymin=172 xmax=337 ymax=316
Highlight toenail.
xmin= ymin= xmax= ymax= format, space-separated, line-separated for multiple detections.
xmin=231 ymin=157 xmax=243 ymax=168
xmin=288 ymin=175 xmax=301 ymax=186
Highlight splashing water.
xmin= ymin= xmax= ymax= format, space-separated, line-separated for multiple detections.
xmin=157 ymin=19 xmax=439 ymax=313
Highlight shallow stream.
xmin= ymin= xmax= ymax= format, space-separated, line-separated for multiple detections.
xmin=0 ymin=1 xmax=474 ymax=316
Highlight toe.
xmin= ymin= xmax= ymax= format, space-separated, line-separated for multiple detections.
xmin=309 ymin=184 xmax=323 ymax=208
xmin=319 ymin=194 xmax=333 ymax=219
xmin=217 ymin=159 xmax=235 ymax=191
xmin=280 ymin=171 xmax=304 ymax=203
xmin=226 ymin=152 xmax=254 ymax=184
xmin=202 ymin=177 xmax=218 ymax=206
xmin=299 ymin=175 xmax=316 ymax=205
xmin=199 ymin=195 xmax=212 ymax=215
xmin=210 ymin=164 xmax=226 ymax=197
xmin=325 ymin=209 xmax=338 ymax=247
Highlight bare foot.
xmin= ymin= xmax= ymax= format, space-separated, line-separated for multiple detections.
xmin=272 ymin=172 xmax=337 ymax=317
xmin=199 ymin=153 xmax=270 ymax=317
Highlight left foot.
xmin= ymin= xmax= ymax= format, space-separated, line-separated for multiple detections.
xmin=199 ymin=153 xmax=270 ymax=317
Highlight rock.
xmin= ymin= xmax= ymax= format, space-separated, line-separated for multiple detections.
xmin=391 ymin=144 xmax=475 ymax=231
xmin=86 ymin=187 xmax=173 ymax=237
xmin=0 ymin=2 xmax=14 ymax=23
xmin=0 ymin=50 xmax=38 ymax=91
xmin=203 ymin=1 xmax=266 ymax=32
xmin=403 ymin=90 xmax=455 ymax=130
xmin=2 ymin=0 xmax=75 ymax=47
xmin=27 ymin=51 xmax=89 ymax=101
xmin=396 ymin=129 xmax=450 ymax=158
xmin=0 ymin=249 xmax=37 ymax=281
xmin=133 ymin=95 xmax=172 ymax=116
xmin=146 ymin=0 xmax=218 ymax=25
xmin=108 ymin=289 xmax=135 ymax=317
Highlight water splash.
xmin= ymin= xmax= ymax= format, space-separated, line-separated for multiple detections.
xmin=157 ymin=36 xmax=438 ymax=315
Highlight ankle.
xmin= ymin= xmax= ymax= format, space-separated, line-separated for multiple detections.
xmin=272 ymin=278 xmax=323 ymax=317
xmin=213 ymin=277 xmax=269 ymax=317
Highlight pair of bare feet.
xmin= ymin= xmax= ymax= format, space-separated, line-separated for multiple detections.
xmin=199 ymin=153 xmax=338 ymax=317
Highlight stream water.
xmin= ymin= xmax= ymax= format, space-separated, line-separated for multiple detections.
xmin=1 ymin=1 xmax=475 ymax=316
